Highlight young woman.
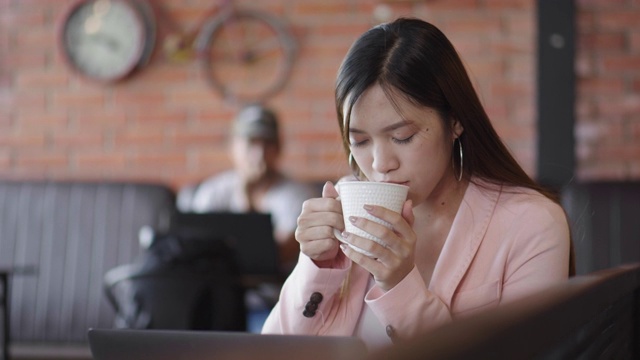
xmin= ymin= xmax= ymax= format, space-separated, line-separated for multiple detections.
xmin=262 ymin=18 xmax=572 ymax=350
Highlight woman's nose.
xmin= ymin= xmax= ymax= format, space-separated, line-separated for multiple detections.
xmin=371 ymin=144 xmax=399 ymax=174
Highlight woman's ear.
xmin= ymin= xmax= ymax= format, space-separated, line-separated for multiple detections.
xmin=452 ymin=118 xmax=464 ymax=139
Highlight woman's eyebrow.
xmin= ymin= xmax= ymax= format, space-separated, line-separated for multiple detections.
xmin=349 ymin=120 xmax=413 ymax=134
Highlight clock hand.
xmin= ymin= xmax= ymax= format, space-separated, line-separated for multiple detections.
xmin=90 ymin=32 xmax=120 ymax=52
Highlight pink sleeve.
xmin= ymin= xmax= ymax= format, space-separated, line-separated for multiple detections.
xmin=262 ymin=253 xmax=360 ymax=336
xmin=364 ymin=266 xmax=452 ymax=340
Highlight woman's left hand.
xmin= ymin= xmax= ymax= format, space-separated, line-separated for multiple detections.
xmin=340 ymin=199 xmax=415 ymax=291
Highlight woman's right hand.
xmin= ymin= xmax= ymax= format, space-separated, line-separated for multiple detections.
xmin=295 ymin=181 xmax=346 ymax=268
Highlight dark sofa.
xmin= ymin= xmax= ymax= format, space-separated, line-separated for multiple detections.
xmin=0 ymin=180 xmax=176 ymax=359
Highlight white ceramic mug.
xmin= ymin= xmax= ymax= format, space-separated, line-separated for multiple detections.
xmin=334 ymin=181 xmax=409 ymax=256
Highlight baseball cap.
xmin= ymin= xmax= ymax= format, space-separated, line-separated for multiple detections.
xmin=232 ymin=105 xmax=279 ymax=141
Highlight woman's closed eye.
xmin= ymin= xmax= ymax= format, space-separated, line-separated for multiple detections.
xmin=350 ymin=133 xmax=415 ymax=147
xmin=392 ymin=134 xmax=415 ymax=144
xmin=350 ymin=138 xmax=369 ymax=147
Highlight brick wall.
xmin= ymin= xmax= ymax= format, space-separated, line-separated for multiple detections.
xmin=1 ymin=0 xmax=635 ymax=190
xmin=575 ymin=0 xmax=640 ymax=180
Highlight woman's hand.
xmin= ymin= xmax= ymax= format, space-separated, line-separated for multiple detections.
xmin=340 ymin=200 xmax=416 ymax=291
xmin=295 ymin=181 xmax=347 ymax=268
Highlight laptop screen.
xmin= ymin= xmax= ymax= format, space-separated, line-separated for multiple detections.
xmin=169 ymin=212 xmax=279 ymax=277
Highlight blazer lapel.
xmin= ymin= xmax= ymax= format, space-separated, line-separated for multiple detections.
xmin=429 ymin=179 xmax=501 ymax=306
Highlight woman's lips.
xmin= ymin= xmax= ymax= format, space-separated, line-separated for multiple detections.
xmin=383 ymin=181 xmax=409 ymax=186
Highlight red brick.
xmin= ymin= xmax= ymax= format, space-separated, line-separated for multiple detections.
xmin=591 ymin=142 xmax=640 ymax=161
xmin=575 ymin=120 xmax=624 ymax=144
xmin=16 ymin=112 xmax=68 ymax=128
xmin=130 ymin=110 xmax=188 ymax=125
xmin=577 ymin=77 xmax=625 ymax=96
xmin=576 ymin=11 xmax=597 ymax=32
xmin=575 ymin=54 xmax=595 ymax=76
xmin=578 ymin=32 xmax=626 ymax=51
xmin=129 ymin=152 xmax=188 ymax=169
xmin=53 ymin=91 xmax=105 ymax=109
xmin=16 ymin=152 xmax=68 ymax=169
xmin=465 ymin=58 xmax=505 ymax=79
xmin=576 ymin=99 xmax=596 ymax=118
xmin=597 ymin=10 xmax=640 ymax=30
xmin=577 ymin=0 xmax=629 ymax=8
xmin=291 ymin=1 xmax=351 ymax=17
xmin=484 ymin=0 xmax=531 ymax=10
xmin=630 ymin=31 xmax=640 ymax=53
xmin=504 ymin=13 xmax=534 ymax=34
xmin=167 ymin=88 xmax=222 ymax=108
xmin=72 ymin=110 xmax=128 ymax=129
xmin=193 ymin=150 xmax=232 ymax=169
xmin=113 ymin=128 xmax=166 ymax=148
xmin=0 ymin=132 xmax=46 ymax=147
xmin=4 ymin=52 xmax=47 ymax=70
xmin=135 ymin=65 xmax=190 ymax=85
xmin=9 ymin=91 xmax=47 ymax=112
xmin=169 ymin=129 xmax=226 ymax=148
xmin=600 ymin=54 xmax=640 ymax=73
xmin=112 ymin=90 xmax=167 ymax=107
xmin=75 ymin=152 xmax=126 ymax=170
xmin=630 ymin=163 xmax=640 ymax=178
xmin=52 ymin=132 xmax=103 ymax=149
xmin=16 ymin=70 xmax=69 ymax=88
xmin=576 ymin=163 xmax=629 ymax=181
xmin=595 ymin=95 xmax=640 ymax=117
xmin=445 ymin=17 xmax=503 ymax=36
xmin=490 ymin=81 xmax=532 ymax=98
xmin=419 ymin=0 xmax=480 ymax=11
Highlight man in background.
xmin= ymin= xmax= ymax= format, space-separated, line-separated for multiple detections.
xmin=177 ymin=104 xmax=316 ymax=332
xmin=178 ymin=104 xmax=315 ymax=273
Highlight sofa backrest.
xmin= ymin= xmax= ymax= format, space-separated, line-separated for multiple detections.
xmin=0 ymin=180 xmax=176 ymax=343
xmin=562 ymin=181 xmax=640 ymax=275
xmin=367 ymin=263 xmax=640 ymax=359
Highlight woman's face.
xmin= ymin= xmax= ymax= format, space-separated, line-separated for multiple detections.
xmin=347 ymin=84 xmax=462 ymax=205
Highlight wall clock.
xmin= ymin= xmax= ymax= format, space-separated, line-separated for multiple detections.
xmin=59 ymin=0 xmax=156 ymax=83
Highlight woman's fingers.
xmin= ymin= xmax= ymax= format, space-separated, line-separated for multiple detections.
xmin=339 ymin=202 xmax=416 ymax=290
xmin=322 ymin=181 xmax=339 ymax=199
xmin=301 ymin=237 xmax=340 ymax=261
xmin=294 ymin=183 xmax=345 ymax=263
xmin=347 ymin=207 xmax=414 ymax=253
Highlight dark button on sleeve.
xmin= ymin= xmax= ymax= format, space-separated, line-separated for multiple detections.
xmin=302 ymin=292 xmax=324 ymax=317
xmin=310 ymin=292 xmax=323 ymax=304
xmin=304 ymin=301 xmax=318 ymax=312
xmin=385 ymin=325 xmax=396 ymax=339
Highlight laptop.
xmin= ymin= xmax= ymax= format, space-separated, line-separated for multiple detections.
xmin=169 ymin=212 xmax=279 ymax=276
xmin=88 ymin=328 xmax=368 ymax=360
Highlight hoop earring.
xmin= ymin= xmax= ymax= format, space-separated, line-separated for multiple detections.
xmin=456 ymin=138 xmax=463 ymax=182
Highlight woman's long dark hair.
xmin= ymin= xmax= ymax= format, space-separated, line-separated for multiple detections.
xmin=335 ymin=18 xmax=574 ymax=275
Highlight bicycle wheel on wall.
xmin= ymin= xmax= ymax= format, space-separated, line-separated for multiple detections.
xmin=194 ymin=9 xmax=297 ymax=105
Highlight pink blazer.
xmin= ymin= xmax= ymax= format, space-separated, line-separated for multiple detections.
xmin=262 ymin=179 xmax=570 ymax=342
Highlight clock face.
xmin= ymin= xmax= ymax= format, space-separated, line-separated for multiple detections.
xmin=61 ymin=0 xmax=147 ymax=82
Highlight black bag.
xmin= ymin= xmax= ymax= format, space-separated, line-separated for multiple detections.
xmin=104 ymin=229 xmax=246 ymax=331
